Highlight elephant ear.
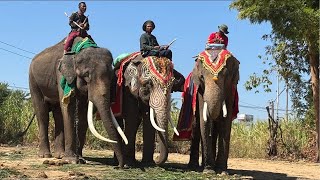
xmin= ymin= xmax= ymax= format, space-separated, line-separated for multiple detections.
xmin=123 ymin=62 xmax=140 ymax=96
xmin=191 ymin=59 xmax=203 ymax=87
xmin=231 ymin=57 xmax=240 ymax=86
xmin=131 ymin=54 xmax=143 ymax=64
xmin=59 ymin=55 xmax=76 ymax=84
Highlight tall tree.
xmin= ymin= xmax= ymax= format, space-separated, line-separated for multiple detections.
xmin=230 ymin=0 xmax=319 ymax=161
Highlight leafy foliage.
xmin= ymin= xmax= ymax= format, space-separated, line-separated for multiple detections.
xmin=230 ymin=0 xmax=319 ymax=117
xmin=0 ymin=83 xmax=34 ymax=144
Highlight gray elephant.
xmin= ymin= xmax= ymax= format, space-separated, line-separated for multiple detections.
xmin=112 ymin=54 xmax=182 ymax=166
xmin=29 ymin=37 xmax=127 ymax=166
xmin=187 ymin=49 xmax=239 ymax=173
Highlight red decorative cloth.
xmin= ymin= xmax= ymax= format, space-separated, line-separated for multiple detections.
xmin=173 ymin=73 xmax=198 ymax=141
xmin=117 ymin=51 xmax=141 ymax=86
xmin=111 ymin=84 xmax=123 ymax=117
xmin=232 ymin=85 xmax=239 ymax=120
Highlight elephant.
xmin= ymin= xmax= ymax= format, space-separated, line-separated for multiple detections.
xmin=112 ymin=54 xmax=184 ymax=166
xmin=29 ymin=37 xmax=127 ymax=166
xmin=187 ymin=49 xmax=239 ymax=173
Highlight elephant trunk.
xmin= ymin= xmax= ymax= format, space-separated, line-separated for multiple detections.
xmin=203 ymin=82 xmax=224 ymax=120
xmin=91 ymin=95 xmax=124 ymax=167
xmin=153 ymin=108 xmax=169 ymax=165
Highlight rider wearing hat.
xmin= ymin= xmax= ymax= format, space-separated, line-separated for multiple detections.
xmin=140 ymin=20 xmax=172 ymax=60
xmin=206 ymin=24 xmax=229 ymax=49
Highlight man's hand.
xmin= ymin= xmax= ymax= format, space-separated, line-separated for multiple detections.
xmin=154 ymin=46 xmax=160 ymax=49
xmin=160 ymin=45 xmax=169 ymax=50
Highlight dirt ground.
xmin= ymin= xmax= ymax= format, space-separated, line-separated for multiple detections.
xmin=0 ymin=145 xmax=319 ymax=180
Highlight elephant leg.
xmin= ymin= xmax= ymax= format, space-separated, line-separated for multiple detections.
xmin=216 ymin=118 xmax=232 ymax=172
xmin=52 ymin=105 xmax=64 ymax=159
xmin=123 ymin=93 xmax=141 ymax=166
xmin=30 ymin=87 xmax=51 ymax=158
xmin=60 ymin=97 xmax=78 ymax=163
xmin=188 ymin=108 xmax=200 ymax=169
xmin=36 ymin=104 xmax=51 ymax=158
xmin=141 ymin=110 xmax=155 ymax=165
xmin=76 ymin=97 xmax=88 ymax=158
xmin=211 ymin=121 xmax=219 ymax=168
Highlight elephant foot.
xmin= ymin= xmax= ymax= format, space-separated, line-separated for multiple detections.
xmin=124 ymin=159 xmax=140 ymax=168
xmin=187 ymin=162 xmax=200 ymax=171
xmin=62 ymin=156 xmax=82 ymax=164
xmin=203 ymin=166 xmax=216 ymax=174
xmin=78 ymin=156 xmax=87 ymax=164
xmin=215 ymin=168 xmax=229 ymax=175
xmin=53 ymin=151 xmax=64 ymax=159
xmin=141 ymin=159 xmax=156 ymax=167
xmin=220 ymin=171 xmax=229 ymax=175
xmin=38 ymin=152 xmax=52 ymax=158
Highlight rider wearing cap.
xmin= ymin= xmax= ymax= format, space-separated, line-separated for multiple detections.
xmin=206 ymin=24 xmax=229 ymax=49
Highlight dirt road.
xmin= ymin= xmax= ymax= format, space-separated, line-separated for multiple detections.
xmin=0 ymin=146 xmax=319 ymax=179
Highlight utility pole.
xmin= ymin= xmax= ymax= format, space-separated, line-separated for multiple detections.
xmin=270 ymin=101 xmax=274 ymax=120
xmin=286 ymin=81 xmax=289 ymax=121
xmin=318 ymin=64 xmax=320 ymax=162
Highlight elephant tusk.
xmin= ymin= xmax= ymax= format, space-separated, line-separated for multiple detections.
xmin=110 ymin=108 xmax=129 ymax=145
xmin=222 ymin=100 xmax=227 ymax=118
xmin=203 ymin=102 xmax=208 ymax=122
xmin=169 ymin=116 xmax=179 ymax=136
xmin=87 ymin=101 xmax=117 ymax=143
xmin=150 ymin=107 xmax=165 ymax=132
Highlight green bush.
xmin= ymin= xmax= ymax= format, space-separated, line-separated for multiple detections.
xmin=230 ymin=120 xmax=316 ymax=161
xmin=0 ymin=86 xmax=35 ymax=144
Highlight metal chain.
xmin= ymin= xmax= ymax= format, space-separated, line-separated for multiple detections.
xmin=74 ymin=97 xmax=80 ymax=156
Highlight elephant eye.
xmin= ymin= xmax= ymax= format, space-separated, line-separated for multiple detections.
xmin=83 ymin=72 xmax=89 ymax=77
xmin=82 ymin=72 xmax=90 ymax=82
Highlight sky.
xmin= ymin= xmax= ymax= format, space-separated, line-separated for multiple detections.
xmin=0 ymin=1 xmax=291 ymax=121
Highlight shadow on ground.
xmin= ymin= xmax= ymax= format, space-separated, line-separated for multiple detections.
xmin=82 ymin=158 xmax=300 ymax=180
xmin=162 ymin=162 xmax=299 ymax=180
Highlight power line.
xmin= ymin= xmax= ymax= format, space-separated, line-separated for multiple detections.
xmin=0 ymin=47 xmax=32 ymax=59
xmin=0 ymin=40 xmax=36 ymax=55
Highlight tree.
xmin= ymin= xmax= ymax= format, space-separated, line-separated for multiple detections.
xmin=230 ymin=0 xmax=319 ymax=161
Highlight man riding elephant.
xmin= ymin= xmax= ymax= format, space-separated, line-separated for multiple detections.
xmin=64 ymin=2 xmax=94 ymax=55
xmin=139 ymin=20 xmax=184 ymax=92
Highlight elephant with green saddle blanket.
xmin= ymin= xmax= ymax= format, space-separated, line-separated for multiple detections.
xmin=29 ymin=37 xmax=127 ymax=166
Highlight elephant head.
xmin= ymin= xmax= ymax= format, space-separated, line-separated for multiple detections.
xmin=192 ymin=49 xmax=239 ymax=120
xmin=123 ymin=56 xmax=176 ymax=164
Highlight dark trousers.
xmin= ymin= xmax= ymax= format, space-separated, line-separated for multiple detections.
xmin=142 ymin=49 xmax=172 ymax=60
xmin=64 ymin=31 xmax=90 ymax=51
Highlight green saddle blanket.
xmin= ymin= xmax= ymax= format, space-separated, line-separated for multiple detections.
xmin=72 ymin=37 xmax=98 ymax=54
